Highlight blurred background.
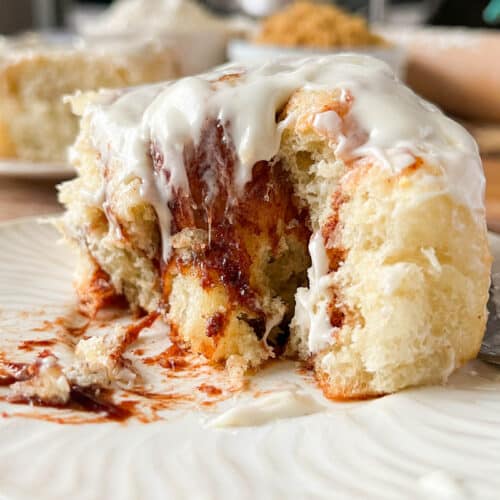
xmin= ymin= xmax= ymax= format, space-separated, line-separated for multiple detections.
xmin=0 ymin=0 xmax=499 ymax=33
xmin=0 ymin=0 xmax=500 ymax=227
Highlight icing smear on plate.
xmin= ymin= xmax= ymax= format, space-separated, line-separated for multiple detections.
xmin=208 ymin=389 xmax=326 ymax=428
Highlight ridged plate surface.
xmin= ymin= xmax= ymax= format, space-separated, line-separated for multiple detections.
xmin=0 ymin=217 xmax=500 ymax=500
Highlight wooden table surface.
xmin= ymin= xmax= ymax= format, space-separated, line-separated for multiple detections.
xmin=1 ymin=156 xmax=500 ymax=228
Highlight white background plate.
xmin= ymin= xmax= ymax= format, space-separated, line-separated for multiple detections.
xmin=0 ymin=217 xmax=499 ymax=500
xmin=0 ymin=160 xmax=75 ymax=180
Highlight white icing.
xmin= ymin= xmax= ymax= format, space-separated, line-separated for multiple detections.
xmin=207 ymin=389 xmax=325 ymax=428
xmin=313 ymin=109 xmax=343 ymax=139
xmin=294 ymin=232 xmax=336 ymax=353
xmin=83 ymin=54 xmax=485 ymax=263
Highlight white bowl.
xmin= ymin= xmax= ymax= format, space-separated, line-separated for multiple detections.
xmin=227 ymin=39 xmax=407 ymax=80
xmin=163 ymin=30 xmax=228 ymax=76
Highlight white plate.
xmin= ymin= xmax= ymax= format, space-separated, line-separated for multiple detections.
xmin=0 ymin=217 xmax=500 ymax=500
xmin=227 ymin=39 xmax=407 ymax=79
xmin=0 ymin=160 xmax=75 ymax=180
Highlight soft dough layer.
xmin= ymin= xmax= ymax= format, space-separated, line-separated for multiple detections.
xmin=58 ymin=55 xmax=491 ymax=398
xmin=278 ymin=90 xmax=490 ymax=397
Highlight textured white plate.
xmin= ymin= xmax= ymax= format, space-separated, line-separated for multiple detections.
xmin=0 ymin=160 xmax=75 ymax=180
xmin=0 ymin=217 xmax=500 ymax=500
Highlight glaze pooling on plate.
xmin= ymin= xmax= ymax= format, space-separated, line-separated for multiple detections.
xmin=0 ymin=218 xmax=500 ymax=499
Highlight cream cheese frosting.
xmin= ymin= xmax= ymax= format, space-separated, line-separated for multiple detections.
xmin=208 ymin=389 xmax=325 ymax=428
xmin=80 ymin=54 xmax=485 ymax=262
xmin=294 ymin=232 xmax=336 ymax=354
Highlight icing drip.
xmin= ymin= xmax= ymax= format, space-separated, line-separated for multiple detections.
xmin=294 ymin=232 xmax=336 ymax=353
xmin=82 ymin=54 xmax=485 ymax=264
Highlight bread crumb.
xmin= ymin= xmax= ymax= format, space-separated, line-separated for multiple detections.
xmin=8 ymin=355 xmax=70 ymax=405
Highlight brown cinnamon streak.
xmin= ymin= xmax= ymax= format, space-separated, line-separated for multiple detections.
xmin=158 ymin=119 xmax=310 ymax=319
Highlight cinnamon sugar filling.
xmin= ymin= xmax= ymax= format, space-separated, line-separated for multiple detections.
xmin=81 ymin=119 xmax=348 ymax=354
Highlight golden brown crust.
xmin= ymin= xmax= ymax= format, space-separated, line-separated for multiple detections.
xmin=316 ymin=369 xmax=385 ymax=401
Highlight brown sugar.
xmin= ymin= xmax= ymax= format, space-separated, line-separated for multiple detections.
xmin=254 ymin=1 xmax=385 ymax=48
